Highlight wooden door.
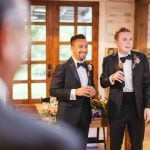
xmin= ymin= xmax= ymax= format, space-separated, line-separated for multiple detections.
xmin=12 ymin=0 xmax=99 ymax=104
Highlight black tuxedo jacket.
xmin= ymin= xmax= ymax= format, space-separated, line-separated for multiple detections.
xmin=100 ymin=51 xmax=150 ymax=119
xmin=50 ymin=57 xmax=94 ymax=125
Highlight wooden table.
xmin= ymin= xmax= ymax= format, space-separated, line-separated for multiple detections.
xmin=89 ymin=118 xmax=108 ymax=150
xmin=35 ymin=104 xmax=130 ymax=150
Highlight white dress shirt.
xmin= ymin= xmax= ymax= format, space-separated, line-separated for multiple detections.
xmin=70 ymin=57 xmax=88 ymax=100
xmin=0 ymin=78 xmax=8 ymax=105
xmin=109 ymin=52 xmax=134 ymax=92
xmin=118 ymin=52 xmax=134 ymax=92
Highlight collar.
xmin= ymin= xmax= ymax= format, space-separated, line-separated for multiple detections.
xmin=118 ymin=52 xmax=131 ymax=59
xmin=72 ymin=56 xmax=85 ymax=68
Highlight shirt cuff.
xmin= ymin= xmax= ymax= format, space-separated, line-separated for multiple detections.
xmin=109 ymin=75 xmax=115 ymax=85
xmin=70 ymin=89 xmax=76 ymax=100
xmin=145 ymin=108 xmax=150 ymax=111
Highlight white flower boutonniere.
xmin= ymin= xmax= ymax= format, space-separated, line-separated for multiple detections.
xmin=84 ymin=61 xmax=93 ymax=71
xmin=85 ymin=62 xmax=93 ymax=78
xmin=88 ymin=64 xmax=93 ymax=71
xmin=133 ymin=54 xmax=140 ymax=69
xmin=85 ymin=62 xmax=94 ymax=86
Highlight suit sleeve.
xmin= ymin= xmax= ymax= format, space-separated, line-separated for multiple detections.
xmin=143 ymin=55 xmax=150 ymax=108
xmin=100 ymin=57 xmax=112 ymax=88
xmin=50 ymin=64 xmax=71 ymax=101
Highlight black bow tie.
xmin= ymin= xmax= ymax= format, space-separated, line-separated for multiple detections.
xmin=120 ymin=54 xmax=132 ymax=63
xmin=77 ymin=62 xmax=87 ymax=68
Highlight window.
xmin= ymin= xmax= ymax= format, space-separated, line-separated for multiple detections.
xmin=12 ymin=1 xmax=99 ymax=104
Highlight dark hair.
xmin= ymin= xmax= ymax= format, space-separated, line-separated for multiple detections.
xmin=70 ymin=34 xmax=86 ymax=45
xmin=0 ymin=0 xmax=14 ymax=25
xmin=114 ymin=27 xmax=131 ymax=40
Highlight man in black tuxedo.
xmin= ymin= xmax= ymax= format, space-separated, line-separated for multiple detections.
xmin=0 ymin=0 xmax=84 ymax=149
xmin=50 ymin=34 xmax=96 ymax=148
xmin=100 ymin=27 xmax=150 ymax=150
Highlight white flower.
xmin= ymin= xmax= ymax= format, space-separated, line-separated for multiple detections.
xmin=133 ymin=54 xmax=140 ymax=69
xmin=88 ymin=64 xmax=93 ymax=71
xmin=134 ymin=57 xmax=140 ymax=64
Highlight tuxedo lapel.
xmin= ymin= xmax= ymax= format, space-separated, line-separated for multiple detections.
xmin=85 ymin=64 xmax=92 ymax=86
xmin=131 ymin=51 xmax=139 ymax=88
xmin=69 ymin=58 xmax=81 ymax=86
xmin=131 ymin=51 xmax=139 ymax=71
xmin=112 ymin=52 xmax=119 ymax=71
xmin=131 ymin=51 xmax=135 ymax=82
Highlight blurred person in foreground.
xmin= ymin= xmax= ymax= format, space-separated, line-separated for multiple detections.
xmin=0 ymin=0 xmax=84 ymax=149
xmin=50 ymin=34 xmax=96 ymax=149
xmin=100 ymin=27 xmax=150 ymax=150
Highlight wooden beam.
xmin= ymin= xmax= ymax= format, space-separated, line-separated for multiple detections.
xmin=134 ymin=2 xmax=148 ymax=53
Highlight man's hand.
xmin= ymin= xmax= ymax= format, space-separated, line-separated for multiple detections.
xmin=76 ymin=86 xmax=96 ymax=98
xmin=111 ymin=71 xmax=124 ymax=83
xmin=89 ymin=86 xmax=96 ymax=97
xmin=144 ymin=108 xmax=150 ymax=124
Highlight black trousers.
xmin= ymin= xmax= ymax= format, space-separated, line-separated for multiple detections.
xmin=77 ymin=104 xmax=91 ymax=150
xmin=109 ymin=92 xmax=145 ymax=150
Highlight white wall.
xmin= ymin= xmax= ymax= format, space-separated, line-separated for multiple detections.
xmin=98 ymin=0 xmax=135 ymax=97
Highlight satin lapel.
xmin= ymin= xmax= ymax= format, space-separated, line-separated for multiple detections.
xmin=69 ymin=58 xmax=81 ymax=86
xmin=131 ymin=51 xmax=136 ymax=86
xmin=85 ymin=64 xmax=89 ymax=75
xmin=112 ymin=52 xmax=119 ymax=71
xmin=84 ymin=64 xmax=91 ymax=85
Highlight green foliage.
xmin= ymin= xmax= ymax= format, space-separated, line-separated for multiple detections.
xmin=91 ymin=97 xmax=108 ymax=118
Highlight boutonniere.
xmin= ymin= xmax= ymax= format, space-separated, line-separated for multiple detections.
xmin=85 ymin=62 xmax=94 ymax=86
xmin=133 ymin=54 xmax=140 ymax=69
xmin=85 ymin=61 xmax=93 ymax=71
xmin=88 ymin=63 xmax=93 ymax=71
xmin=85 ymin=61 xmax=93 ymax=77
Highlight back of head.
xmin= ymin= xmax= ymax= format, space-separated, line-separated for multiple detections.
xmin=0 ymin=0 xmax=28 ymax=27
xmin=0 ymin=0 xmax=29 ymax=87
xmin=0 ymin=0 xmax=14 ymax=25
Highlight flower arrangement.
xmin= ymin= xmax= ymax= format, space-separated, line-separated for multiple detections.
xmin=91 ymin=96 xmax=108 ymax=118
xmin=41 ymin=101 xmax=57 ymax=118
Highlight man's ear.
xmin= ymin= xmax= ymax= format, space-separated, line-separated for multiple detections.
xmin=115 ymin=40 xmax=119 ymax=47
xmin=0 ymin=29 xmax=2 ymax=60
xmin=0 ymin=24 xmax=6 ymax=61
xmin=0 ymin=22 xmax=9 ymax=49
xmin=71 ymin=45 xmax=74 ymax=52
xmin=0 ymin=24 xmax=7 ymax=68
xmin=0 ymin=23 xmax=16 ymax=63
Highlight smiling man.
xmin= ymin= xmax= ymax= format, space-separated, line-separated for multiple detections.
xmin=50 ymin=34 xmax=96 ymax=149
xmin=100 ymin=27 xmax=150 ymax=150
